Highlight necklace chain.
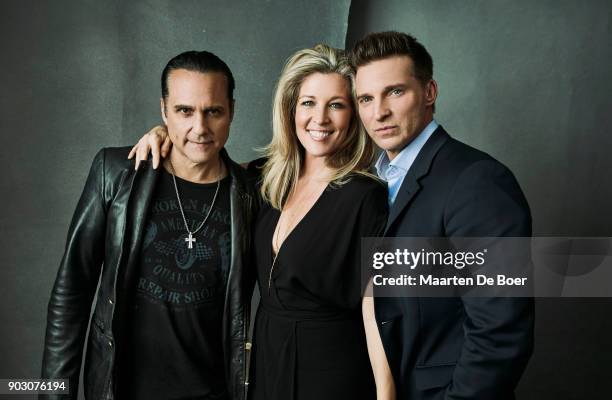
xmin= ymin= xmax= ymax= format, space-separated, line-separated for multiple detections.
xmin=168 ymin=159 xmax=222 ymax=247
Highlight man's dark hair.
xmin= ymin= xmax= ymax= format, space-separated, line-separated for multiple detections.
xmin=161 ymin=50 xmax=235 ymax=100
xmin=350 ymin=31 xmax=433 ymax=85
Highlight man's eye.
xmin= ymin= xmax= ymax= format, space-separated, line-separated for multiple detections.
xmin=207 ymin=109 xmax=221 ymax=116
xmin=178 ymin=108 xmax=192 ymax=114
xmin=358 ymin=97 xmax=372 ymax=104
xmin=390 ymin=88 xmax=403 ymax=96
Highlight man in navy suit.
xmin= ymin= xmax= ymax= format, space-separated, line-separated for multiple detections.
xmin=352 ymin=31 xmax=534 ymax=399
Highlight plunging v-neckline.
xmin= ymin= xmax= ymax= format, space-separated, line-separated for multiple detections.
xmin=271 ymin=183 xmax=330 ymax=258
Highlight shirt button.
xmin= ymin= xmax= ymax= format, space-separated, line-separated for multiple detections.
xmin=108 ymin=298 xmax=114 ymax=305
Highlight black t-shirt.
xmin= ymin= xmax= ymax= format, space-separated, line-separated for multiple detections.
xmin=120 ymin=170 xmax=231 ymax=400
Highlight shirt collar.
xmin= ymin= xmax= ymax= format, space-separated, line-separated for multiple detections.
xmin=375 ymin=119 xmax=439 ymax=179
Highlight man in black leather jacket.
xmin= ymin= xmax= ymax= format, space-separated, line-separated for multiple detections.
xmin=42 ymin=51 xmax=257 ymax=400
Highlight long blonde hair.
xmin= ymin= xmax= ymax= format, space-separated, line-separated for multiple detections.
xmin=260 ymin=44 xmax=376 ymax=209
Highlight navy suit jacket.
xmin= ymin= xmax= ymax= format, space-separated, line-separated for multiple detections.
xmin=375 ymin=126 xmax=534 ymax=400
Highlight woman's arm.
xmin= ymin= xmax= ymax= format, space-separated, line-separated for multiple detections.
xmin=363 ymin=290 xmax=396 ymax=400
xmin=127 ymin=124 xmax=171 ymax=170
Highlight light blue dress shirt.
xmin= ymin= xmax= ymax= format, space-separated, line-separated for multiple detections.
xmin=375 ymin=120 xmax=439 ymax=205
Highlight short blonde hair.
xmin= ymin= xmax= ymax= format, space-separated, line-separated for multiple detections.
xmin=260 ymin=44 xmax=376 ymax=209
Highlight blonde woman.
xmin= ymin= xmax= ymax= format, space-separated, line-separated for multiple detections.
xmin=130 ymin=45 xmax=394 ymax=400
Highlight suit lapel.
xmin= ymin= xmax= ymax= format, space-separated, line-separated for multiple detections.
xmin=384 ymin=127 xmax=450 ymax=234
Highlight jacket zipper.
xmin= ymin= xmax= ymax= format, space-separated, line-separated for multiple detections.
xmin=243 ymin=309 xmax=251 ymax=399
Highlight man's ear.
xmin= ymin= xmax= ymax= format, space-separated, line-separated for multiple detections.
xmin=229 ymin=99 xmax=235 ymax=122
xmin=425 ymin=80 xmax=438 ymax=107
xmin=160 ymin=97 xmax=168 ymax=124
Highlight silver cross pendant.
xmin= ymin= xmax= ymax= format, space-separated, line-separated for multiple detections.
xmin=185 ymin=233 xmax=196 ymax=249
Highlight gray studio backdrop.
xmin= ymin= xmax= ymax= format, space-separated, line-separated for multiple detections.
xmin=1 ymin=0 xmax=611 ymax=399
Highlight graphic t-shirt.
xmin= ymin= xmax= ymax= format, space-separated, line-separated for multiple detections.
xmin=120 ymin=170 xmax=231 ymax=400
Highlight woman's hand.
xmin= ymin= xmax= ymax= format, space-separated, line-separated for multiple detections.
xmin=127 ymin=125 xmax=172 ymax=170
xmin=363 ymin=292 xmax=397 ymax=400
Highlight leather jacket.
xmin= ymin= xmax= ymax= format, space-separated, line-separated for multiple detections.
xmin=41 ymin=147 xmax=257 ymax=400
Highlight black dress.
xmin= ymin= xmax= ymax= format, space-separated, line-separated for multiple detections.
xmin=249 ymin=175 xmax=388 ymax=400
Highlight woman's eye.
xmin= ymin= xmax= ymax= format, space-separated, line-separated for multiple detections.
xmin=301 ymin=100 xmax=314 ymax=107
xmin=330 ymin=102 xmax=345 ymax=109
